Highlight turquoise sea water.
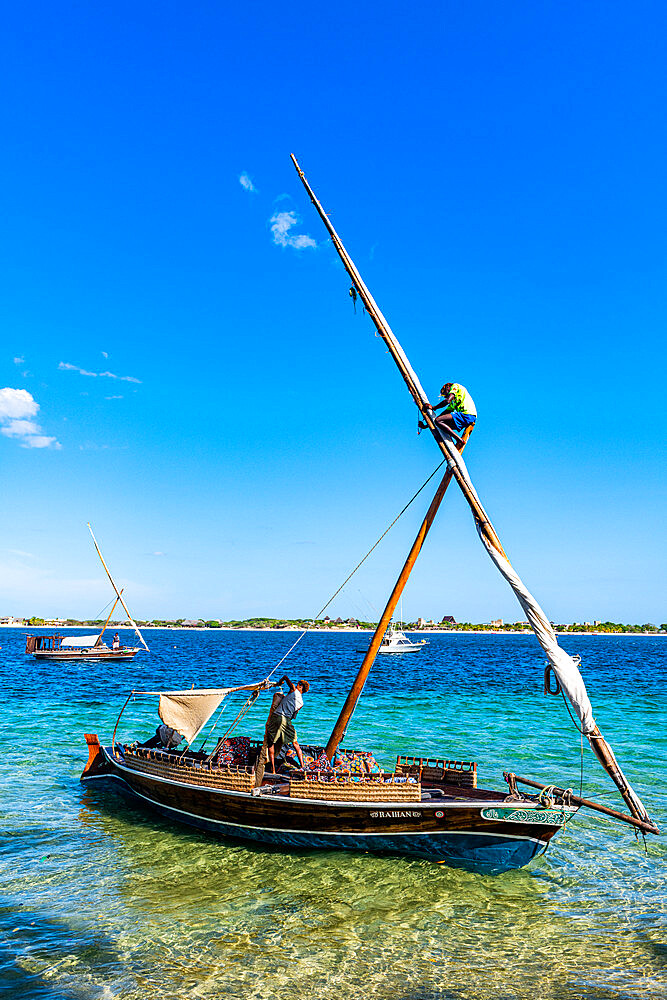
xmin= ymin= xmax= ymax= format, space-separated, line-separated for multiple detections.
xmin=3 ymin=628 xmax=666 ymax=999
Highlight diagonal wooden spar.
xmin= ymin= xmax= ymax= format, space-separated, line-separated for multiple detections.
xmin=291 ymin=154 xmax=654 ymax=829
xmin=325 ymin=425 xmax=474 ymax=760
xmin=94 ymin=591 xmax=123 ymax=647
xmin=87 ymin=523 xmax=150 ymax=652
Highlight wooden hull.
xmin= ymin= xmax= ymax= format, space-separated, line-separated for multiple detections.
xmin=82 ymin=744 xmax=576 ymax=874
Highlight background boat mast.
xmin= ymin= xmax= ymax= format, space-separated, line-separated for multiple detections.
xmin=87 ymin=523 xmax=150 ymax=652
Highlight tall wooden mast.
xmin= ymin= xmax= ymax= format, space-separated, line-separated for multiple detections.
xmin=325 ymin=425 xmax=473 ymax=759
xmin=87 ymin=524 xmax=150 ymax=652
xmin=291 ymin=154 xmax=654 ymax=828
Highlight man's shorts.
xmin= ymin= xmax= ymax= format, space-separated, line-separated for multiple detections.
xmin=451 ymin=411 xmax=476 ymax=431
xmin=266 ymin=713 xmax=296 ymax=747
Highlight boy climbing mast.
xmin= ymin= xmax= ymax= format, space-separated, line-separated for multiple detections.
xmin=419 ymin=382 xmax=476 ymax=440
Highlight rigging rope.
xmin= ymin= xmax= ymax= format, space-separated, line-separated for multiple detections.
xmin=92 ymin=596 xmax=115 ymax=622
xmin=266 ymin=458 xmax=446 ymax=680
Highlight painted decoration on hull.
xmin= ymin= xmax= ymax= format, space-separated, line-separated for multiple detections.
xmin=481 ymin=807 xmax=570 ymax=825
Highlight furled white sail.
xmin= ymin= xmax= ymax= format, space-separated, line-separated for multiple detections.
xmin=291 ymin=153 xmax=653 ymax=826
xmin=439 ymin=435 xmax=596 ymax=732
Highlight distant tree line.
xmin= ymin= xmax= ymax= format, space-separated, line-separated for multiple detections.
xmin=18 ymin=616 xmax=666 ymax=632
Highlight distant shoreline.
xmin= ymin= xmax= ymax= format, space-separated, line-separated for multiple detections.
xmin=3 ymin=624 xmax=665 ymax=637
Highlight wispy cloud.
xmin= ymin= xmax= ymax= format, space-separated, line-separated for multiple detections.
xmin=239 ymin=172 xmax=257 ymax=193
xmin=58 ymin=361 xmax=141 ymax=384
xmin=0 ymin=387 xmax=61 ymax=449
xmin=102 ymin=351 xmax=108 ymax=359
xmin=152 ymin=551 xmax=165 ymax=557
xmin=105 ymin=395 xmax=124 ymax=400
xmin=270 ymin=211 xmax=316 ymax=250
xmin=13 ymin=356 xmax=25 ymax=365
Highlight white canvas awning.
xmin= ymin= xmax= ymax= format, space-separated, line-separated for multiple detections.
xmin=151 ymin=682 xmax=269 ymax=745
xmin=61 ymin=635 xmax=101 ymax=648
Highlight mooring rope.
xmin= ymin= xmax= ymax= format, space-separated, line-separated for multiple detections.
xmin=265 ymin=458 xmax=447 ymax=681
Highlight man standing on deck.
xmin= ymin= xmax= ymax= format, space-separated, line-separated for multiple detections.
xmin=266 ymin=675 xmax=310 ymax=772
xmin=419 ymin=382 xmax=477 ymax=438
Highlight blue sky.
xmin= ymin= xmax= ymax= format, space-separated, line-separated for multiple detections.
xmin=1 ymin=1 xmax=665 ymax=623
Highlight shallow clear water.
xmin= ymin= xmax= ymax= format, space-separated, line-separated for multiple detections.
xmin=3 ymin=629 xmax=666 ymax=999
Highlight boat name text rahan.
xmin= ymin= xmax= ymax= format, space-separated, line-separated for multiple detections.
xmin=370 ymin=810 xmax=422 ymax=819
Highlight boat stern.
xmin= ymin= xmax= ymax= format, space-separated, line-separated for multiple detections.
xmin=81 ymin=734 xmax=112 ymax=780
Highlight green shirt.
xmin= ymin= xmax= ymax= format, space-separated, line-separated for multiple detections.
xmin=443 ymin=383 xmax=476 ymax=416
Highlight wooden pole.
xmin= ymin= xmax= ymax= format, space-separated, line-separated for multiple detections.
xmin=325 ymin=425 xmax=473 ymax=760
xmin=95 ymin=592 xmax=123 ymax=647
xmin=87 ymin=523 xmax=150 ymax=652
xmin=508 ymin=773 xmax=659 ymax=836
xmin=291 ymin=153 xmax=654 ymax=830
xmin=290 ymin=153 xmax=506 ymax=561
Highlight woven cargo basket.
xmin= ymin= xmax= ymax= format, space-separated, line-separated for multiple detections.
xmin=395 ymin=754 xmax=477 ymax=788
xmin=122 ymin=746 xmax=255 ymax=792
xmin=289 ymin=773 xmax=421 ymax=802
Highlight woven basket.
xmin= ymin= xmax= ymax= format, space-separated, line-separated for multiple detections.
xmin=289 ymin=773 xmax=421 ymax=802
xmin=122 ymin=746 xmax=255 ymax=792
xmin=396 ymin=754 xmax=477 ymax=788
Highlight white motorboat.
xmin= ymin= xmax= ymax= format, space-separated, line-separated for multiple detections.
xmin=358 ymin=627 xmax=428 ymax=654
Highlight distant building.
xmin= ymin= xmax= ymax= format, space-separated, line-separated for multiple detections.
xmin=0 ymin=616 xmax=23 ymax=625
xmin=490 ymin=619 xmax=503 ymax=627
xmin=182 ymin=619 xmax=205 ymax=627
xmin=441 ymin=615 xmax=456 ymax=624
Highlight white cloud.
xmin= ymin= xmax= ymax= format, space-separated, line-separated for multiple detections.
xmin=1 ymin=419 xmax=41 ymax=437
xmin=59 ymin=361 xmax=141 ymax=384
xmin=13 ymin=356 xmax=25 ymax=365
xmin=102 ymin=351 xmax=108 ymax=358
xmin=0 ymin=387 xmax=38 ymax=420
xmin=105 ymin=395 xmax=123 ymax=400
xmin=22 ymin=435 xmax=60 ymax=449
xmin=239 ymin=172 xmax=256 ymax=193
xmin=0 ymin=388 xmax=61 ymax=449
xmin=152 ymin=551 xmax=165 ymax=557
xmin=270 ymin=211 xmax=316 ymax=250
